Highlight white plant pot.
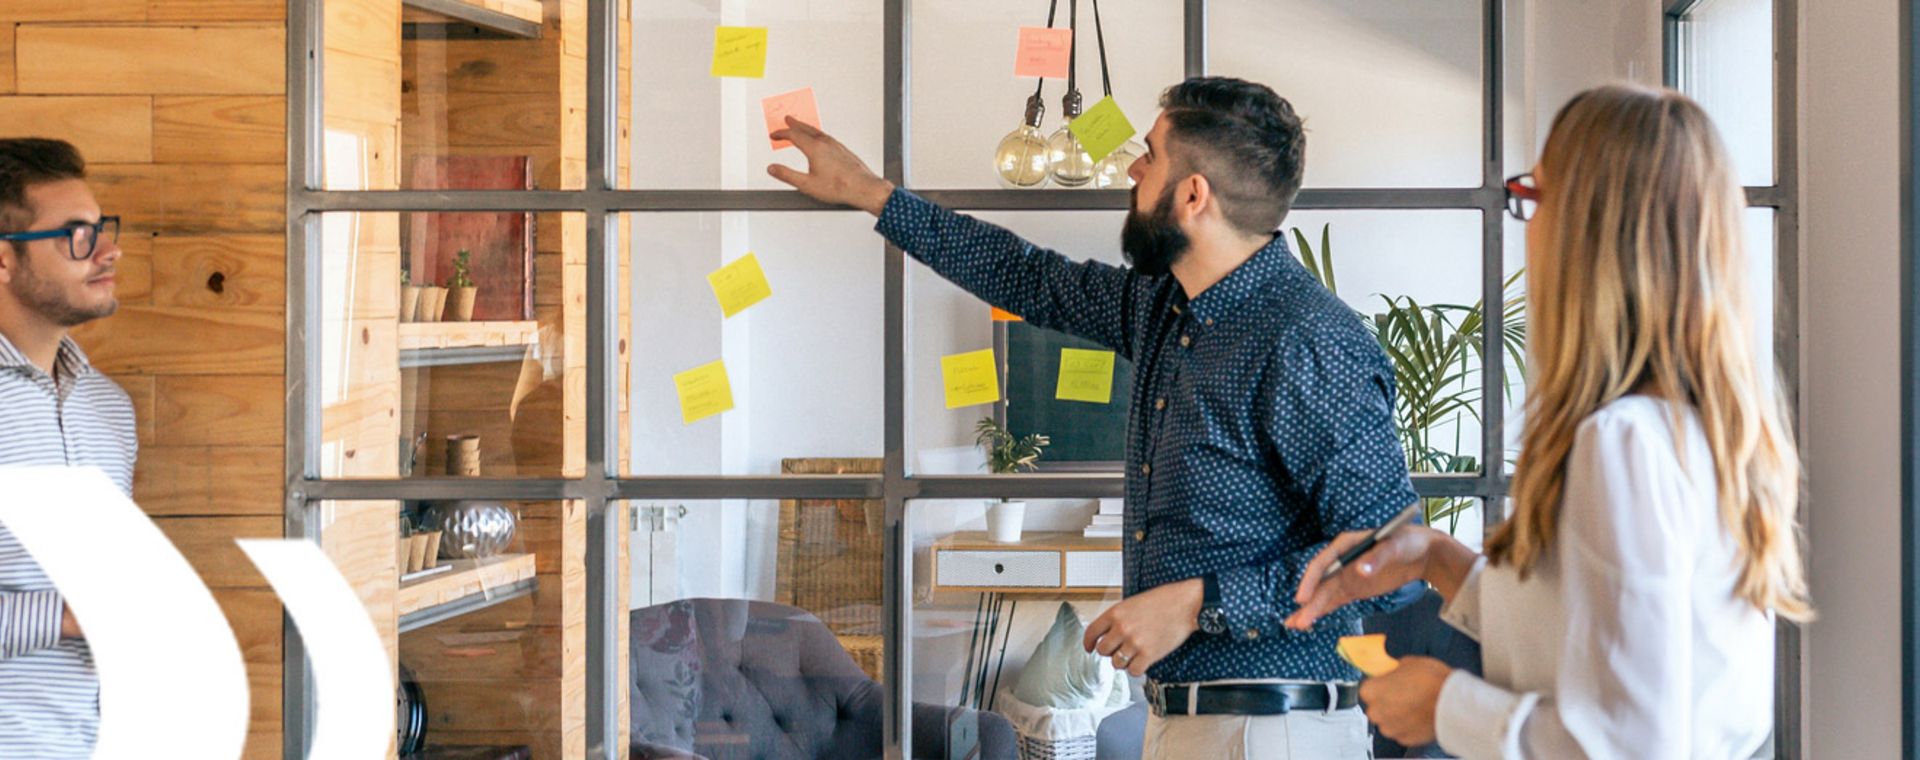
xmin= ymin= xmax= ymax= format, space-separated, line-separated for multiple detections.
xmin=987 ymin=500 xmax=1027 ymax=543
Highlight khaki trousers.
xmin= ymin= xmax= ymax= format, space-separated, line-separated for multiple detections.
xmin=1140 ymin=681 xmax=1371 ymax=760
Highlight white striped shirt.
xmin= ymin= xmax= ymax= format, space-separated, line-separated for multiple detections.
xmin=0 ymin=332 xmax=135 ymax=758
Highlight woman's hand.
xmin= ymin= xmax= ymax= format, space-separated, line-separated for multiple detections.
xmin=1359 ymin=656 xmax=1452 ymax=747
xmin=1286 ymin=524 xmax=1450 ymax=631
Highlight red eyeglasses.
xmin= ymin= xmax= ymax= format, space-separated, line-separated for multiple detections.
xmin=1505 ymin=174 xmax=1539 ymax=222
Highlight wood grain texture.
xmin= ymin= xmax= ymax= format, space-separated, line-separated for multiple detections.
xmin=404 ymin=38 xmax=558 ymax=95
xmin=151 ymin=234 xmax=284 ymax=310
xmin=145 ymin=0 xmax=284 ymax=23
xmin=112 ymin=373 xmax=155 ymax=446
xmin=153 ymin=96 xmax=285 ymax=164
xmin=152 ymin=374 xmax=284 ymax=446
xmin=113 ymin=232 xmax=153 ymax=305
xmin=326 ymin=0 xmax=402 ymax=65
xmin=16 ymin=26 xmax=283 ymax=95
xmin=0 ymin=96 xmax=152 ymax=163
xmin=153 ymin=516 xmax=279 ymax=588
xmin=134 ymin=445 xmax=281 ymax=516
xmin=90 ymin=163 xmax=284 ymax=234
xmin=0 ymin=24 xmax=15 ymax=94
xmin=1 ymin=0 xmax=146 ymax=22
xmin=76 ymin=305 xmax=282 ymax=375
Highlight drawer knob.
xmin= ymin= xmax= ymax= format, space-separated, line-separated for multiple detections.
xmin=994 ymin=563 xmax=1005 ymax=574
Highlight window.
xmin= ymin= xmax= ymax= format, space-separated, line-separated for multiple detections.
xmin=290 ymin=0 xmax=1798 ymax=757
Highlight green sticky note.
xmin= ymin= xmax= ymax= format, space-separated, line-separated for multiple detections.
xmin=1055 ymin=348 xmax=1116 ymax=404
xmin=708 ymin=252 xmax=773 ymax=318
xmin=1067 ymin=96 xmax=1137 ymax=163
xmin=941 ymin=349 xmax=1001 ymax=410
xmin=674 ymin=359 xmax=735 ymax=424
xmin=711 ymin=26 xmax=769 ymax=78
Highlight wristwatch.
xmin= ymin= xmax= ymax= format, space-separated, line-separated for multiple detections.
xmin=1197 ymin=573 xmax=1228 ymax=636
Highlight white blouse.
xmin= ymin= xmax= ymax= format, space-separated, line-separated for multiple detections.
xmin=1433 ymin=396 xmax=1775 ymax=759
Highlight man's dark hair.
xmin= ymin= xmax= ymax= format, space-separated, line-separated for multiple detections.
xmin=0 ymin=138 xmax=86 ymax=235
xmin=1157 ymin=78 xmax=1306 ymax=236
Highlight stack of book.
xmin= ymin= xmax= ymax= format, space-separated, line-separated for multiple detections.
xmin=1083 ymin=498 xmax=1124 ymax=538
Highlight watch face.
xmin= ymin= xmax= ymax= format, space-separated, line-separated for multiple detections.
xmin=1198 ymin=607 xmax=1227 ymax=635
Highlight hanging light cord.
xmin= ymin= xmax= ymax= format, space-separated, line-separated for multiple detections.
xmin=1091 ymin=0 xmax=1112 ymax=98
xmin=1031 ymin=0 xmax=1063 ymax=101
xmin=1064 ymin=0 xmax=1080 ymax=99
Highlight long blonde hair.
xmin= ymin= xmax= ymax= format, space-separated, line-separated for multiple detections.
xmin=1486 ymin=85 xmax=1811 ymax=622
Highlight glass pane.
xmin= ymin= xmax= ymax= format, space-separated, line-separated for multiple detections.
xmin=908 ymin=498 xmax=1127 ymax=759
xmin=1211 ymin=0 xmax=1484 ymax=188
xmin=1502 ymin=216 xmax=1527 ymax=478
xmin=317 ymin=212 xmax=585 ymax=478
xmin=1281 ymin=210 xmax=1490 ymax=477
xmin=317 ymin=499 xmax=563 ymax=758
xmin=625 ymin=2 xmax=882 ymax=189
xmin=323 ymin=0 xmax=594 ymax=190
xmin=627 ymin=498 xmax=888 ymax=757
xmin=624 ymin=212 xmax=883 ymax=476
xmin=1745 ymin=207 xmax=1779 ymax=393
xmin=909 ymin=0 xmax=1184 ymax=189
xmin=1682 ymin=0 xmax=1776 ymax=186
xmin=907 ymin=211 xmax=1129 ymax=473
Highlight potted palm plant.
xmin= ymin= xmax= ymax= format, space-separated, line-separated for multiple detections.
xmin=975 ymin=417 xmax=1050 ymax=543
xmin=1291 ymin=223 xmax=1529 ymax=535
xmin=445 ymin=249 xmax=477 ymax=322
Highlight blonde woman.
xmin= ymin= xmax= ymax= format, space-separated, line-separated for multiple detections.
xmin=1283 ymin=83 xmax=1811 ymax=759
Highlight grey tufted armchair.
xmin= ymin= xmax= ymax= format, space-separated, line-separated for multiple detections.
xmin=630 ymin=598 xmax=1018 ymax=760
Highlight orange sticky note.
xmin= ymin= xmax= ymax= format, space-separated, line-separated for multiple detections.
xmin=990 ymin=306 xmax=1024 ymax=322
xmin=1014 ymin=27 xmax=1073 ymax=79
xmin=762 ymin=87 xmax=821 ymax=151
xmin=1337 ymin=634 xmax=1401 ymax=677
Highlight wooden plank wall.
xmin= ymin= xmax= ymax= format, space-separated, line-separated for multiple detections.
xmin=0 ymin=3 xmax=289 ymax=758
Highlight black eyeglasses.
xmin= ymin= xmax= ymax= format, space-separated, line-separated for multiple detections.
xmin=0 ymin=216 xmax=120 ymax=261
xmin=1504 ymin=174 xmax=1539 ymax=222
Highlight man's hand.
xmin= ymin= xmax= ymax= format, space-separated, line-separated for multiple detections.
xmin=1082 ymin=578 xmax=1203 ymax=677
xmin=1359 ymin=655 xmax=1451 ymax=747
xmin=59 ymin=603 xmax=82 ymax=640
xmin=766 ymin=116 xmax=895 ymax=215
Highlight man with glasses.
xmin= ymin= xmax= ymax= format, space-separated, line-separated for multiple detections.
xmin=769 ymin=78 xmax=1417 ymax=759
xmin=0 ymin=137 xmax=132 ymax=755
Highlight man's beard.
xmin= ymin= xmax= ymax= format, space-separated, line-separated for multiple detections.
xmin=11 ymin=252 xmax=115 ymax=327
xmin=1120 ymin=185 xmax=1190 ymax=277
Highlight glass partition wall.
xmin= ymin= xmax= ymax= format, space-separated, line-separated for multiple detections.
xmin=287 ymin=0 xmax=1800 ymax=757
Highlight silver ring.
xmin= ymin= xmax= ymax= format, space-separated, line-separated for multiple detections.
xmin=1116 ymin=652 xmax=1133 ymax=664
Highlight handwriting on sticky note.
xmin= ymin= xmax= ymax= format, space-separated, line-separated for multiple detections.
xmin=1067 ymin=96 xmax=1137 ymax=163
xmin=710 ymin=26 xmax=769 ymax=78
xmin=941 ymin=349 xmax=1000 ymax=410
xmin=990 ymin=306 xmax=1023 ymax=322
xmin=1013 ymin=27 xmax=1073 ymax=79
xmin=708 ymin=252 xmax=773 ymax=318
xmin=1337 ymin=634 xmax=1401 ymax=677
xmin=1055 ymin=348 xmax=1115 ymax=404
xmin=674 ymin=360 xmax=735 ymax=425
xmin=762 ymin=87 xmax=822 ymax=150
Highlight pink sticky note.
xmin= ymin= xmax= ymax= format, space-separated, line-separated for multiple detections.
xmin=1014 ymin=27 xmax=1073 ymax=79
xmin=762 ymin=87 xmax=822 ymax=151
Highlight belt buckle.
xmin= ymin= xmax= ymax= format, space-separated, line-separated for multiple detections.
xmin=1148 ymin=681 xmax=1168 ymax=717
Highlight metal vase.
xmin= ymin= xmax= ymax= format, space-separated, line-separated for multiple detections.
xmin=421 ymin=500 xmax=518 ymax=560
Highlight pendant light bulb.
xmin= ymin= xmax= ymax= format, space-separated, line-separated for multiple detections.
xmin=1047 ymin=91 xmax=1096 ymax=188
xmin=994 ymin=95 xmax=1052 ymax=189
xmin=1092 ymin=139 xmax=1144 ymax=190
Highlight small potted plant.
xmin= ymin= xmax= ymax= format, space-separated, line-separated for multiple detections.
xmin=445 ymin=249 xmax=477 ymax=322
xmin=976 ymin=417 xmax=1049 ymax=543
xmin=400 ymin=270 xmax=423 ymax=323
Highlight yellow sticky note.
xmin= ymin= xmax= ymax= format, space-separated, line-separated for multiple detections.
xmin=673 ymin=360 xmax=735 ymax=425
xmin=710 ymin=26 xmax=769 ymax=78
xmin=1337 ymin=634 xmax=1401 ymax=677
xmin=708 ymin=252 xmax=773 ymax=318
xmin=1067 ymin=96 xmax=1138 ymax=163
xmin=941 ymin=349 xmax=1000 ymax=410
xmin=1055 ymin=348 xmax=1115 ymax=404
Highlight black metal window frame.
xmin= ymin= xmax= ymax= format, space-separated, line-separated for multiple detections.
xmin=277 ymin=1 xmax=1802 ymax=757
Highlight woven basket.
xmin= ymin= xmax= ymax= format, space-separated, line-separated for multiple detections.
xmin=996 ymin=692 xmax=1129 ymax=760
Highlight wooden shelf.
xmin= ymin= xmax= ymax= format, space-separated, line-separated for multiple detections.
xmin=402 ymin=0 xmax=542 ymax=39
xmin=398 ymin=320 xmax=539 ymax=368
xmin=397 ymin=553 xmax=538 ymax=633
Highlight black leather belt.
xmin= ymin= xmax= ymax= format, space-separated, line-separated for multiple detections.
xmin=1146 ymin=680 xmax=1361 ymax=717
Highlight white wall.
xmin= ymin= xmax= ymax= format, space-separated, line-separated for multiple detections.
xmin=1801 ymin=0 xmax=1902 ymax=756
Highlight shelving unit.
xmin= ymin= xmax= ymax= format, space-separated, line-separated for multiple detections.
xmin=402 ymin=0 xmax=543 ymax=39
xmin=397 ymin=553 xmax=539 ymax=633
xmin=398 ymin=320 xmax=540 ymax=368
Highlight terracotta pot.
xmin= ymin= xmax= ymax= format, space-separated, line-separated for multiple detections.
xmin=425 ymin=287 xmax=448 ymax=322
xmin=446 ymin=286 xmax=477 ymax=322
xmin=400 ymin=285 xmax=424 ymax=322
xmin=445 ymin=434 xmax=481 ymax=477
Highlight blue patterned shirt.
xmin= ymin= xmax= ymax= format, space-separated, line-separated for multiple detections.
xmin=876 ymin=190 xmax=1418 ymax=683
